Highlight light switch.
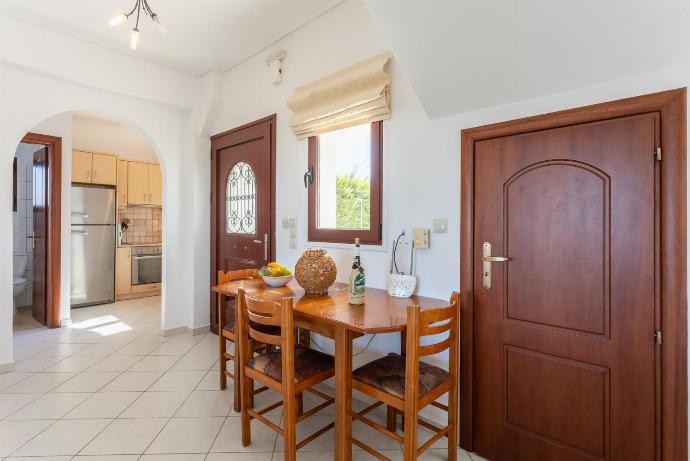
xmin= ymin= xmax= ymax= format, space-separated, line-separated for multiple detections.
xmin=433 ymin=219 xmax=448 ymax=233
xmin=413 ymin=228 xmax=429 ymax=249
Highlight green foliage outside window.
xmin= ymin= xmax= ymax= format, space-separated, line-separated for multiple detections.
xmin=335 ymin=172 xmax=370 ymax=230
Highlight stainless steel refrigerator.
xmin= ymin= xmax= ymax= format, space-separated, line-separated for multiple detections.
xmin=70 ymin=185 xmax=116 ymax=308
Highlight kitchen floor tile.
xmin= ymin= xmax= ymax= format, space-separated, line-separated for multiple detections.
xmin=0 ymin=394 xmax=40 ymax=419
xmin=211 ymin=417 xmax=278 ymax=453
xmin=174 ymin=390 xmax=232 ymax=417
xmin=127 ymin=355 xmax=179 ymax=372
xmin=148 ymin=370 xmax=205 ymax=392
xmin=64 ymin=392 xmax=141 ymax=419
xmin=119 ymin=391 xmax=189 ymax=418
xmin=87 ymin=355 xmax=142 ymax=372
xmin=99 ymin=372 xmax=162 ymax=392
xmin=0 ymin=419 xmax=53 ymax=457
xmin=148 ymin=343 xmax=194 ymax=356
xmin=51 ymin=371 xmax=121 ymax=393
xmin=12 ymin=419 xmax=110 ymax=456
xmin=2 ymin=373 xmax=75 ymax=394
xmin=80 ymin=418 xmax=168 ymax=455
xmin=6 ymin=392 xmax=90 ymax=420
xmin=146 ymin=417 xmax=225 ymax=454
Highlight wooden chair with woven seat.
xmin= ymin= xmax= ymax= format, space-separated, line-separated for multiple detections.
xmin=351 ymin=292 xmax=460 ymax=461
xmin=237 ymin=288 xmax=336 ymax=461
xmin=217 ymin=269 xmax=273 ymax=412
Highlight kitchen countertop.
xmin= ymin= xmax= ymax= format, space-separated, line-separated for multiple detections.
xmin=118 ymin=243 xmax=162 ymax=248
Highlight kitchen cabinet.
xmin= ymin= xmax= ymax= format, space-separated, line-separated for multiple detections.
xmin=115 ymin=246 xmax=132 ymax=296
xmin=117 ymin=159 xmax=128 ymax=207
xmin=127 ymin=161 xmax=162 ymax=206
xmin=71 ymin=150 xmax=117 ymax=185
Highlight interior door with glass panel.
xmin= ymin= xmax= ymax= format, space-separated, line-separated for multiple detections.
xmin=210 ymin=116 xmax=275 ymax=330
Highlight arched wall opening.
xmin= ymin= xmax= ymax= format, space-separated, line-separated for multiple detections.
xmin=7 ymin=110 xmax=169 ymax=338
xmin=0 ymin=63 xmax=202 ymax=371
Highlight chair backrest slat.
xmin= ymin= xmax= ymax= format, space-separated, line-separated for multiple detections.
xmin=247 ymin=309 xmax=282 ymax=326
xmin=418 ymin=336 xmax=452 ymax=357
xmin=406 ymin=292 xmax=459 ymax=360
xmin=248 ymin=328 xmax=282 ymax=346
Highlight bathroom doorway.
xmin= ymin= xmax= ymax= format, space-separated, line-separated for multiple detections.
xmin=12 ymin=133 xmax=62 ymax=329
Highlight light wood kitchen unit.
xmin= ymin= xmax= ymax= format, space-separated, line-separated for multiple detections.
xmin=117 ymin=159 xmax=128 ymax=207
xmin=115 ymin=246 xmax=132 ymax=296
xmin=127 ymin=161 xmax=162 ymax=206
xmin=71 ymin=150 xmax=117 ymax=185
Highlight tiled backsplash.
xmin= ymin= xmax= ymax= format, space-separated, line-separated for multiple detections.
xmin=118 ymin=206 xmax=162 ymax=245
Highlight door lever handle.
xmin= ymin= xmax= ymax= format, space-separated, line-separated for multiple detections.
xmin=482 ymin=256 xmax=509 ymax=262
xmin=482 ymin=242 xmax=509 ymax=289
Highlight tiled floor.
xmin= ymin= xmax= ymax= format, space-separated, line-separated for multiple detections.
xmin=3 ymin=296 xmax=483 ymax=460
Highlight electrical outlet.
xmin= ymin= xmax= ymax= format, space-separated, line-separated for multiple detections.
xmin=433 ymin=219 xmax=448 ymax=233
xmin=413 ymin=228 xmax=429 ymax=248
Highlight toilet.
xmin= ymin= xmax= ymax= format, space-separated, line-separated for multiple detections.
xmin=12 ymin=255 xmax=28 ymax=315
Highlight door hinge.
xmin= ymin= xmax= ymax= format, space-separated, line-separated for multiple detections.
xmin=654 ymin=147 xmax=661 ymax=161
xmin=654 ymin=330 xmax=662 ymax=345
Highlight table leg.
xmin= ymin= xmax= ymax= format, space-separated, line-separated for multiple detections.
xmin=334 ymin=326 xmax=353 ymax=461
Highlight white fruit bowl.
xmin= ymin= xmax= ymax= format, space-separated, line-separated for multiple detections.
xmin=262 ymin=275 xmax=293 ymax=287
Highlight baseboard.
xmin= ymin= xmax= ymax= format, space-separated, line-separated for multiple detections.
xmin=161 ymin=326 xmax=187 ymax=337
xmin=60 ymin=318 xmax=72 ymax=327
xmin=0 ymin=361 xmax=15 ymax=373
xmin=188 ymin=325 xmax=210 ymax=336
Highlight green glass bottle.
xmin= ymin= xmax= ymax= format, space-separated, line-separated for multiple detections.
xmin=349 ymin=238 xmax=365 ymax=305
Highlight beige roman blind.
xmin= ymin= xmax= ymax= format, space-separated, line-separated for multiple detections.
xmin=287 ymin=52 xmax=392 ymax=139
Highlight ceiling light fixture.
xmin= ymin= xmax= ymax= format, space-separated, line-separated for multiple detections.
xmin=109 ymin=0 xmax=165 ymax=51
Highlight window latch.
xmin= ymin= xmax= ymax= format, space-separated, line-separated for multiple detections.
xmin=304 ymin=165 xmax=314 ymax=188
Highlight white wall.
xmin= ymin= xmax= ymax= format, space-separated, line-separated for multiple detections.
xmin=0 ymin=11 xmax=208 ymax=367
xmin=209 ymin=0 xmax=690 ymax=397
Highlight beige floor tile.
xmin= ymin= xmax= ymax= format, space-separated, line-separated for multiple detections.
xmin=146 ymin=417 xmax=225 ymax=454
xmin=114 ymin=342 xmax=160 ymax=356
xmin=127 ymin=355 xmax=179 ymax=372
xmin=468 ymin=453 xmax=489 ymax=461
xmin=0 ymin=373 xmax=34 ymax=392
xmin=5 ymin=456 xmax=72 ymax=461
xmin=212 ymin=416 xmax=278 ymax=453
xmin=149 ymin=370 xmax=206 ymax=392
xmin=2 ymin=372 xmax=76 ymax=393
xmin=208 ymin=454 xmax=273 ymax=461
xmin=149 ymin=342 xmax=194 ymax=356
xmin=170 ymin=352 xmax=217 ymax=371
xmin=87 ymin=355 xmax=143 ymax=372
xmin=119 ymin=391 xmax=189 ymax=418
xmin=174 ymin=390 xmax=233 ymax=417
xmin=0 ymin=394 xmax=40 ymax=419
xmin=140 ymin=455 xmax=207 ymax=461
xmin=51 ymin=371 xmax=121 ymax=393
xmin=40 ymin=343 xmax=91 ymax=357
xmin=72 ymin=456 xmax=139 ymax=461
xmin=80 ymin=418 xmax=168 ymax=455
xmin=72 ymin=343 xmax=124 ymax=357
xmin=12 ymin=355 xmax=64 ymax=372
xmin=12 ymin=419 xmax=110 ymax=456
xmin=195 ymin=369 xmax=223 ymax=391
xmin=0 ymin=419 xmax=53 ymax=457
xmin=271 ymin=451 xmax=404 ymax=460
xmin=421 ymin=448 xmax=473 ymax=460
xmin=64 ymin=392 xmax=141 ymax=419
xmin=6 ymin=392 xmax=91 ymax=420
xmin=100 ymin=371 xmax=163 ymax=392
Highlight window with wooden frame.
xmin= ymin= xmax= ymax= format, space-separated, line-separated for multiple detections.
xmin=307 ymin=121 xmax=382 ymax=245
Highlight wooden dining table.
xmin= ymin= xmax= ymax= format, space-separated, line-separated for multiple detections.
xmin=211 ymin=278 xmax=448 ymax=460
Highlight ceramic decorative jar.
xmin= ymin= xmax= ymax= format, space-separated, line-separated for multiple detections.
xmin=295 ymin=249 xmax=337 ymax=295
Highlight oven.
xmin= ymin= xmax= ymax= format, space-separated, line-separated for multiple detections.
xmin=131 ymin=245 xmax=162 ymax=286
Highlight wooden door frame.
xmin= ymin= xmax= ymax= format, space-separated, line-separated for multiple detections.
xmin=20 ymin=133 xmax=62 ymax=329
xmin=459 ymin=88 xmax=687 ymax=459
xmin=209 ymin=114 xmax=277 ymax=333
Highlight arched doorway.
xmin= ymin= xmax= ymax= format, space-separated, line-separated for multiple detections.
xmin=10 ymin=110 xmax=168 ymax=343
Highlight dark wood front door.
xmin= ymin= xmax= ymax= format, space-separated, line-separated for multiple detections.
xmin=32 ymin=146 xmax=48 ymax=325
xmin=471 ymin=113 xmax=658 ymax=460
xmin=210 ymin=115 xmax=276 ymax=330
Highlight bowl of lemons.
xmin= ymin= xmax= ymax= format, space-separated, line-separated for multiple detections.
xmin=259 ymin=262 xmax=293 ymax=287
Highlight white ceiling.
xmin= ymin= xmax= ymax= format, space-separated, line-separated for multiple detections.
xmin=363 ymin=0 xmax=690 ymax=118
xmin=0 ymin=0 xmax=344 ymax=75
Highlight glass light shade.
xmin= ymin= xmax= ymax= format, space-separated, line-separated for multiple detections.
xmin=130 ymin=28 xmax=139 ymax=50
xmin=109 ymin=13 xmax=127 ymax=26
xmin=152 ymin=14 xmax=166 ymax=34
